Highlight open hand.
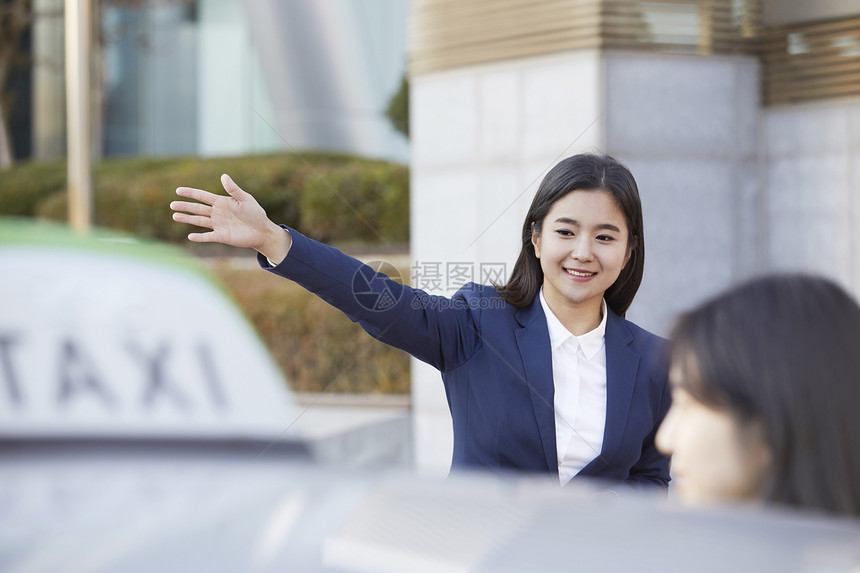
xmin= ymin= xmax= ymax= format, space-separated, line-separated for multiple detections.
xmin=171 ymin=174 xmax=291 ymax=262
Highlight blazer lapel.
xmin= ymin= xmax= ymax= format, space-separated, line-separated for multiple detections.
xmin=514 ymin=301 xmax=558 ymax=474
xmin=580 ymin=310 xmax=640 ymax=476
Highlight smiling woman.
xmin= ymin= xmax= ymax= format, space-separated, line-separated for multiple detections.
xmin=530 ymin=191 xmax=632 ymax=336
xmin=170 ymin=152 xmax=670 ymax=491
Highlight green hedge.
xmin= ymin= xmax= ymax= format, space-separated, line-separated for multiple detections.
xmin=0 ymin=160 xmax=67 ymax=217
xmin=212 ymin=260 xmax=410 ymax=394
xmin=0 ymin=153 xmax=409 ymax=246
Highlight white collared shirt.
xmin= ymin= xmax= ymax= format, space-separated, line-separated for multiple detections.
xmin=539 ymin=289 xmax=608 ymax=486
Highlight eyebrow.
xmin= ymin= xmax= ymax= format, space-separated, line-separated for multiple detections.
xmin=553 ymin=217 xmax=622 ymax=233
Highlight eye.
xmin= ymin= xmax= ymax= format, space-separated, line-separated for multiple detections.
xmin=555 ymin=229 xmax=574 ymax=237
xmin=596 ymin=234 xmax=616 ymax=242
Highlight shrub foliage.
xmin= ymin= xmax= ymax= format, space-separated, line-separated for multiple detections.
xmin=1 ymin=152 xmax=409 ymax=246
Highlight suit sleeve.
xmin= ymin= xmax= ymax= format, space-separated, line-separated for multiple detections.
xmin=259 ymin=226 xmax=481 ymax=372
xmin=625 ymin=380 xmax=671 ymax=489
xmin=625 ymin=335 xmax=672 ymax=489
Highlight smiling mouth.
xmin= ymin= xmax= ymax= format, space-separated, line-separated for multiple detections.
xmin=565 ymin=268 xmax=596 ymax=278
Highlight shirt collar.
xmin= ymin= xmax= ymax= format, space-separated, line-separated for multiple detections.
xmin=538 ymin=287 xmax=607 ymax=360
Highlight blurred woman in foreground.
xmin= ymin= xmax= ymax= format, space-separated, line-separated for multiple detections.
xmin=656 ymin=274 xmax=860 ymax=518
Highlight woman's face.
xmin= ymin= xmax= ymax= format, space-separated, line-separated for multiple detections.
xmin=531 ymin=189 xmax=630 ymax=320
xmin=656 ymin=361 xmax=772 ymax=505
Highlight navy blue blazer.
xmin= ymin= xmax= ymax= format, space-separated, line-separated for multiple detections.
xmin=262 ymin=227 xmax=671 ymax=489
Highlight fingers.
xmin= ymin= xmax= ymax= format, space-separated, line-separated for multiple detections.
xmin=220 ymin=174 xmax=248 ymax=199
xmin=169 ymin=200 xmax=211 ymax=216
xmin=187 ymin=231 xmax=218 ymax=243
xmin=175 ymin=186 xmax=222 ymax=205
xmin=172 ymin=212 xmax=213 ymax=230
xmin=175 ymin=174 xmax=247 ymax=206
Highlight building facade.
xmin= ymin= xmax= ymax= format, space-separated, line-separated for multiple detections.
xmin=27 ymin=0 xmax=411 ymax=163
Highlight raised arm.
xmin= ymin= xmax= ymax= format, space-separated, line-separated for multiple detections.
xmin=171 ymin=174 xmax=482 ymax=372
xmin=170 ymin=174 xmax=292 ymax=264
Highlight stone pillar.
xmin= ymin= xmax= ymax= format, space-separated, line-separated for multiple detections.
xmin=761 ymin=99 xmax=860 ymax=299
xmin=603 ymin=51 xmax=762 ymax=335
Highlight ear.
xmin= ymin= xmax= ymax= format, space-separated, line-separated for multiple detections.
xmin=530 ymin=222 xmax=541 ymax=259
xmin=623 ymin=235 xmax=638 ymax=268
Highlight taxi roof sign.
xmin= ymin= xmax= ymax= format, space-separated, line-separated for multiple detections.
xmin=0 ymin=218 xmax=300 ymax=440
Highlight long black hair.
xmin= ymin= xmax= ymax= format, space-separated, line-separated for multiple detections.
xmin=496 ymin=153 xmax=644 ymax=317
xmin=670 ymin=273 xmax=860 ymax=517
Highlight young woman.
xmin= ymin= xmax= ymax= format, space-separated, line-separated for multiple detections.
xmin=656 ymin=274 xmax=860 ymax=517
xmin=171 ymin=153 xmax=671 ymax=490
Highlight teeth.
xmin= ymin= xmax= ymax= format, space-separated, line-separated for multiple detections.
xmin=566 ymin=269 xmax=595 ymax=277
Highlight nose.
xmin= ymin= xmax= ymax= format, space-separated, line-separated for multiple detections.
xmin=655 ymin=406 xmax=676 ymax=456
xmin=571 ymin=237 xmax=594 ymax=261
